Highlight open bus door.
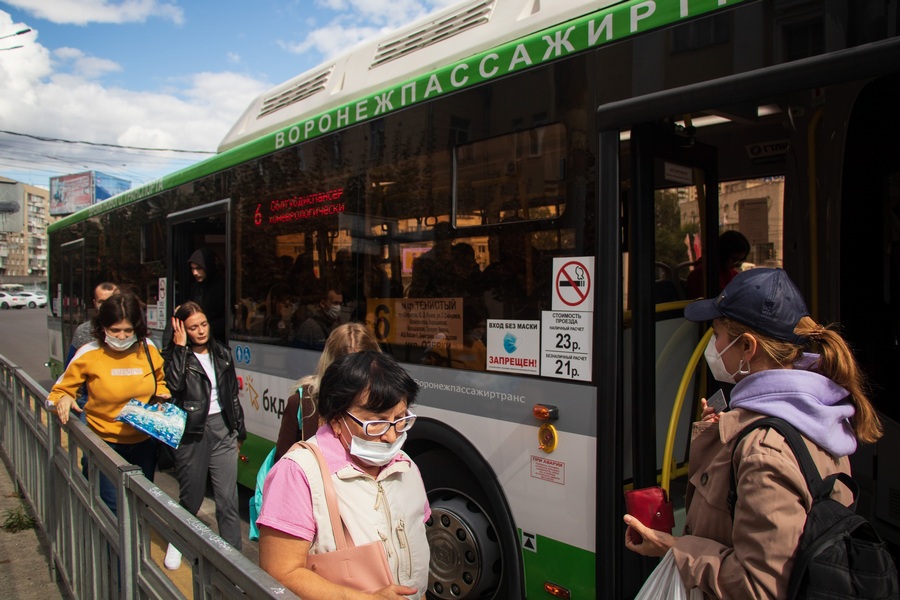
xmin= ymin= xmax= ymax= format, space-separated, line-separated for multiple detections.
xmin=52 ymin=238 xmax=87 ymax=378
xmin=166 ymin=200 xmax=230 ymax=343
xmin=619 ymin=122 xmax=720 ymax=594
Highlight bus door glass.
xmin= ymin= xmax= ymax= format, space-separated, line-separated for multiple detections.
xmin=626 ymin=116 xmax=787 ymax=509
xmin=167 ymin=200 xmax=230 ymax=343
xmin=625 ymin=124 xmax=717 ymax=495
xmin=59 ymin=238 xmax=86 ymax=360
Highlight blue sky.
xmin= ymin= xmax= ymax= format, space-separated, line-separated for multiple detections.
xmin=0 ymin=0 xmax=455 ymax=188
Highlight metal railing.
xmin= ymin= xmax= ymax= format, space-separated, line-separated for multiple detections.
xmin=0 ymin=353 xmax=299 ymax=600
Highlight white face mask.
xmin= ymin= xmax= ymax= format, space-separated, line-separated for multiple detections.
xmin=704 ymin=335 xmax=747 ymax=384
xmin=105 ymin=334 xmax=137 ymax=352
xmin=325 ymin=304 xmax=341 ymax=320
xmin=350 ymin=433 xmax=407 ymax=466
xmin=340 ymin=418 xmax=406 ymax=466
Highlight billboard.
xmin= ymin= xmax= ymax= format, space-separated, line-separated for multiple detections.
xmin=49 ymin=171 xmax=131 ymax=216
xmin=95 ymin=171 xmax=131 ymax=201
xmin=0 ymin=181 xmax=24 ymax=233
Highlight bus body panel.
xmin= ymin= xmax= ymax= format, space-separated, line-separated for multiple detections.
xmin=46 ymin=1 xmax=900 ymax=596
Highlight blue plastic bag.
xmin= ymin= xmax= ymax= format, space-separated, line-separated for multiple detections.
xmin=116 ymin=399 xmax=187 ymax=449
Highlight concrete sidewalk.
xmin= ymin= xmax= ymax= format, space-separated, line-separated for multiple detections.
xmin=0 ymin=451 xmax=66 ymax=600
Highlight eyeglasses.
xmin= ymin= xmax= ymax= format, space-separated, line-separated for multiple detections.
xmin=345 ymin=411 xmax=416 ymax=436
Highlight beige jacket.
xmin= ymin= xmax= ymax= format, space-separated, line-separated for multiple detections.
xmin=672 ymin=408 xmax=853 ymax=599
xmin=284 ymin=438 xmax=430 ymax=597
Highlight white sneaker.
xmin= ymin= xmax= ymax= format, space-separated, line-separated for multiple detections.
xmin=164 ymin=543 xmax=182 ymax=570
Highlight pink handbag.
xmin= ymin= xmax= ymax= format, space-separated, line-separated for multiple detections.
xmin=297 ymin=441 xmax=394 ymax=592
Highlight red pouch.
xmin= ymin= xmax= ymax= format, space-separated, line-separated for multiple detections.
xmin=624 ymin=486 xmax=675 ymax=534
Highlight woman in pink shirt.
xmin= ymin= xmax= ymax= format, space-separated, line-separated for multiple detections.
xmin=257 ymin=351 xmax=430 ymax=599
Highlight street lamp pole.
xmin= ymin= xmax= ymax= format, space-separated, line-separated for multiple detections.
xmin=0 ymin=27 xmax=31 ymax=51
xmin=0 ymin=28 xmax=31 ymax=41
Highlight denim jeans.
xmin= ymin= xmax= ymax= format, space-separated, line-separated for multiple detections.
xmin=84 ymin=437 xmax=158 ymax=515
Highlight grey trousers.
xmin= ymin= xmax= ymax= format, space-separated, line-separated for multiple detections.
xmin=173 ymin=412 xmax=242 ymax=549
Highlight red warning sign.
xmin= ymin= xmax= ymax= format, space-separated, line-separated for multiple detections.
xmin=553 ymin=258 xmax=593 ymax=310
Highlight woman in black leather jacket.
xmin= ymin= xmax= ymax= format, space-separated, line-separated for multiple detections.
xmin=162 ymin=301 xmax=245 ymax=570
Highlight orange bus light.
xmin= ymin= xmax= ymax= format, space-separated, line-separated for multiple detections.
xmin=543 ymin=582 xmax=571 ymax=598
xmin=533 ymin=404 xmax=559 ymax=420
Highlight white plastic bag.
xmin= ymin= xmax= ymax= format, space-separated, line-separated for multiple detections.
xmin=634 ymin=549 xmax=703 ymax=600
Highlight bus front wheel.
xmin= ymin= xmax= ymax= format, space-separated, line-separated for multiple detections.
xmin=426 ymin=492 xmax=501 ymax=599
xmin=409 ymin=428 xmax=522 ymax=600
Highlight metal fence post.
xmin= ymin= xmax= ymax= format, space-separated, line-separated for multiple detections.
xmin=45 ymin=397 xmax=58 ymax=586
xmin=1 ymin=354 xmax=301 ymax=600
xmin=117 ymin=464 xmax=141 ymax=600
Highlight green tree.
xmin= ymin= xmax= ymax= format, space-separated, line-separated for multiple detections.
xmin=655 ymin=189 xmax=693 ymax=268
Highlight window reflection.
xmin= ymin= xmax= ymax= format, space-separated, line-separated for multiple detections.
xmin=230 ymin=62 xmax=589 ymax=374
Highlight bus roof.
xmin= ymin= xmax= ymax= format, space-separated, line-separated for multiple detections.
xmin=49 ymin=0 xmax=748 ymax=233
xmin=217 ymin=0 xmax=615 ymax=152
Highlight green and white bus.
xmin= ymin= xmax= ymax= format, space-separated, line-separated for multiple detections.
xmin=48 ymin=0 xmax=900 ymax=597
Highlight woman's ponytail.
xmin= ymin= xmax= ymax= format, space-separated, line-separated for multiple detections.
xmin=795 ymin=316 xmax=883 ymax=443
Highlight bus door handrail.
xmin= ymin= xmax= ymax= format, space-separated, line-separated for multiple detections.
xmin=660 ymin=326 xmax=713 ymax=495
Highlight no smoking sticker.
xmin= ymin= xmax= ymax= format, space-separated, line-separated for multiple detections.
xmin=552 ymin=257 xmax=594 ymax=310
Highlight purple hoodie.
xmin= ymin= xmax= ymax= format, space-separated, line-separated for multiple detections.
xmin=728 ymin=353 xmax=857 ymax=457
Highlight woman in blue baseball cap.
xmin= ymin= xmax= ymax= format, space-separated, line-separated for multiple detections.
xmin=623 ymin=268 xmax=883 ymax=598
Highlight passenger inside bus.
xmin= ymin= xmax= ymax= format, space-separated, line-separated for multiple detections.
xmin=187 ymin=247 xmax=227 ymax=342
xmin=295 ymin=285 xmax=343 ymax=350
xmin=481 ymin=225 xmax=550 ymax=320
xmin=339 ymin=249 xmax=403 ymax=323
xmin=422 ymin=301 xmax=488 ymax=371
xmin=408 ymin=221 xmax=455 ymax=298
xmin=685 ymin=230 xmax=751 ymax=299
xmin=262 ymin=283 xmax=298 ymax=342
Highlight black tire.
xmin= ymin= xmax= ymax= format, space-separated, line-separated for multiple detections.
xmin=28 ymin=302 xmax=35 ymax=308
xmin=0 ymin=302 xmax=8 ymax=309
xmin=408 ymin=421 xmax=523 ymax=600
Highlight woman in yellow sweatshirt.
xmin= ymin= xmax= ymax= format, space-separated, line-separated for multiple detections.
xmin=48 ymin=291 xmax=170 ymax=512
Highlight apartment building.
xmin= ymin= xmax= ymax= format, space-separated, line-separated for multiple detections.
xmin=0 ymin=176 xmax=52 ymax=289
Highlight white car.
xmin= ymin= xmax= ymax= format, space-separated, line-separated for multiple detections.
xmin=18 ymin=291 xmax=47 ymax=308
xmin=0 ymin=291 xmax=27 ymax=309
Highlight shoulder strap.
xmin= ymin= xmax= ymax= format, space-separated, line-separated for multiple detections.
xmin=294 ymin=441 xmax=351 ymax=550
xmin=143 ymin=339 xmax=157 ymax=401
xmin=296 ymin=386 xmax=304 ymax=423
xmin=728 ymin=417 xmax=827 ymax=519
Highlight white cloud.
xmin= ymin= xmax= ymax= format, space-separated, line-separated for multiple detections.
xmin=278 ymin=23 xmax=383 ymax=61
xmin=0 ymin=1 xmax=462 ymax=186
xmin=0 ymin=11 xmax=268 ymax=185
xmin=282 ymin=0 xmax=459 ymax=59
xmin=54 ymin=47 xmax=122 ymax=78
xmin=313 ymin=0 xmax=455 ymax=26
xmin=2 ymin=0 xmax=185 ymax=26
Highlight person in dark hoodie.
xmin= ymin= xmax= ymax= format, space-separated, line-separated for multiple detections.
xmin=623 ymin=268 xmax=883 ymax=599
xmin=188 ymin=247 xmax=227 ymax=342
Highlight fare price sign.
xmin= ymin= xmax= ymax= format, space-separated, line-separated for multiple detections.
xmin=540 ymin=311 xmax=592 ymax=381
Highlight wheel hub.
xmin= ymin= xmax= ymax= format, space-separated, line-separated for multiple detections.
xmin=426 ymin=493 xmax=501 ymax=599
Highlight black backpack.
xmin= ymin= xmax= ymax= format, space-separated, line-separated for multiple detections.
xmin=728 ymin=417 xmax=899 ymax=599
